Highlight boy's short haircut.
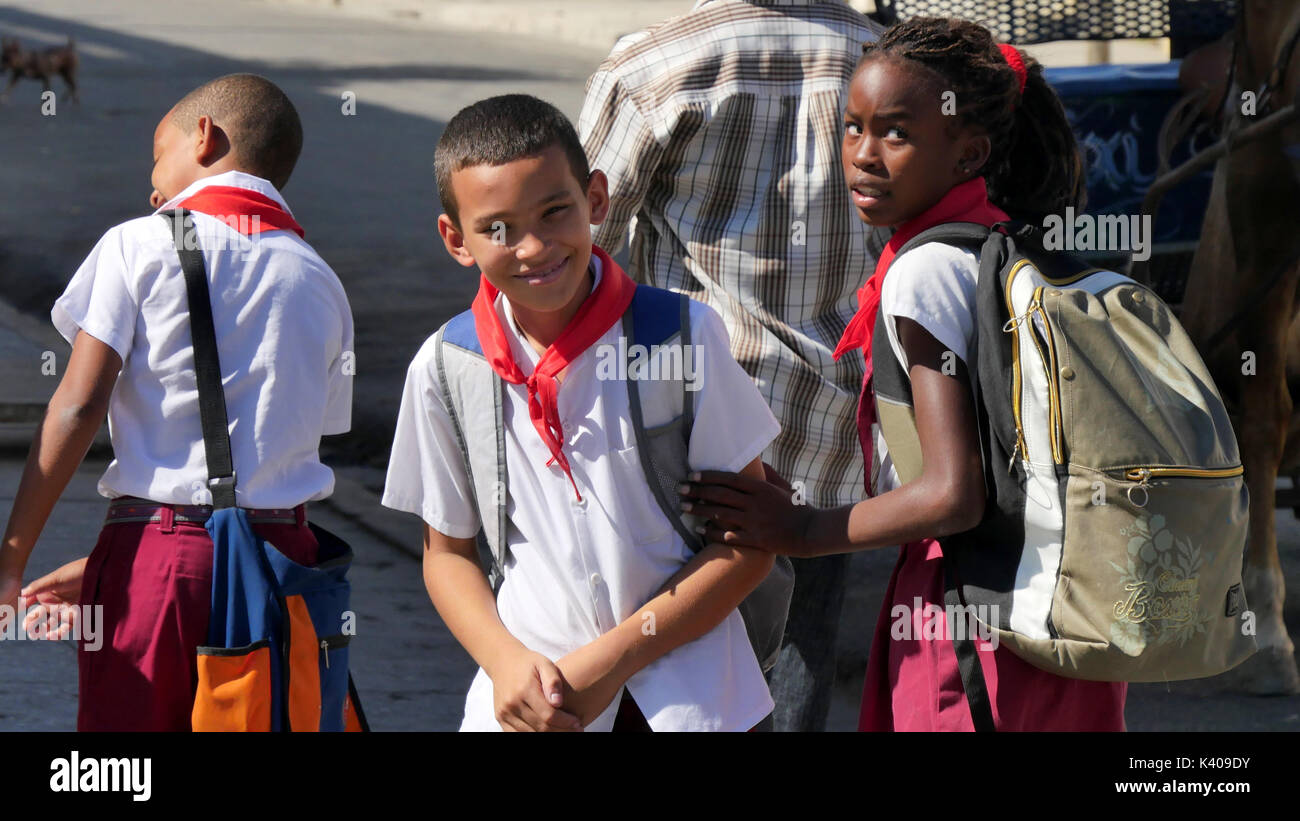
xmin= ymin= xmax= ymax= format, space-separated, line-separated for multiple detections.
xmin=434 ymin=94 xmax=591 ymax=226
xmin=170 ymin=73 xmax=303 ymax=190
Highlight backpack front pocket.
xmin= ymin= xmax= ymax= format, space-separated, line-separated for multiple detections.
xmin=193 ymin=640 xmax=273 ymax=732
xmin=1046 ymin=463 xmax=1254 ymax=680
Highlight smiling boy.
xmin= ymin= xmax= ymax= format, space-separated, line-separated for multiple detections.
xmin=382 ymin=94 xmax=782 ymax=731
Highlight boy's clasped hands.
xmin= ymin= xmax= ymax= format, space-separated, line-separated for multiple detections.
xmin=485 ymin=633 xmax=627 ymax=732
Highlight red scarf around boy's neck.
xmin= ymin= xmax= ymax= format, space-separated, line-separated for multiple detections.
xmin=174 ymin=185 xmax=305 ymax=238
xmin=471 ymin=245 xmax=635 ymax=501
xmin=832 ymin=177 xmax=1008 ymax=491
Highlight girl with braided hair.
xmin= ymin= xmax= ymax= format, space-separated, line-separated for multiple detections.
xmin=679 ymin=15 xmax=1126 ymax=730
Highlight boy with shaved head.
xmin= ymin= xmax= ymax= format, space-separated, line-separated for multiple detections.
xmin=0 ymin=74 xmax=354 ymax=731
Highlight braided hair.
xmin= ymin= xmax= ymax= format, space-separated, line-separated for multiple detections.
xmin=857 ymin=16 xmax=1086 ymax=222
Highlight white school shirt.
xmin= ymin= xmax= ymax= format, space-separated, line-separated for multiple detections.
xmin=382 ymin=255 xmax=782 ymax=732
xmin=51 ymin=170 xmax=354 ymax=508
xmin=872 ymin=242 xmax=981 ymax=495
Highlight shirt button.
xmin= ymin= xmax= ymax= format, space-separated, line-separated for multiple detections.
xmin=571 ymin=495 xmax=587 ymax=510
xmin=590 ymin=573 xmax=602 ymax=589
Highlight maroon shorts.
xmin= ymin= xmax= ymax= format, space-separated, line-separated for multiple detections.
xmin=77 ymin=499 xmax=319 ymax=732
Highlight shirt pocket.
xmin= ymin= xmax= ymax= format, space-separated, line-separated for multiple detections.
xmin=609 ymin=445 xmax=675 ymax=546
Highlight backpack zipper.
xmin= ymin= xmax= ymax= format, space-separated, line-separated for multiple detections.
xmin=1031 ymin=287 xmax=1065 ymax=464
xmin=318 ymin=633 xmax=352 ymax=671
xmin=1114 ymin=464 xmax=1244 ymax=507
xmin=1002 ymin=261 xmax=1034 ymax=469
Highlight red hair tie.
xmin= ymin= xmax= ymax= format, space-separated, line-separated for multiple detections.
xmin=998 ymin=43 xmax=1027 ymax=97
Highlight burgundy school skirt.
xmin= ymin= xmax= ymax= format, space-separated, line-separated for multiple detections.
xmin=77 ymin=498 xmax=319 ymax=732
xmin=858 ymin=537 xmax=1127 ymax=732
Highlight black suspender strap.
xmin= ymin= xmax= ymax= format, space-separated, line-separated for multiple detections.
xmin=160 ymin=208 xmax=238 ymax=509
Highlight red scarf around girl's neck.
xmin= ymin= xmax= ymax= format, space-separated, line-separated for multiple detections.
xmin=832 ymin=176 xmax=1008 ymax=492
xmin=470 ymin=244 xmax=636 ymax=501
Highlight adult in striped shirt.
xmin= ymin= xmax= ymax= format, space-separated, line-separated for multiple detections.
xmin=579 ymin=0 xmax=885 ymax=731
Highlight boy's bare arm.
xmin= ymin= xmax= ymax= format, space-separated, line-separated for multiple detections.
xmin=0 ymin=331 xmax=120 ymax=617
xmin=554 ymin=456 xmax=776 ymax=725
xmin=420 ymin=524 xmax=582 ymax=732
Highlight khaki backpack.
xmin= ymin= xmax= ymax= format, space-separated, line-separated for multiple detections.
xmin=870 ymin=221 xmax=1255 ymax=728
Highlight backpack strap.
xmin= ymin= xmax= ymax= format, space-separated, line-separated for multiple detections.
xmin=623 ymin=285 xmax=702 ymax=551
xmin=888 ymin=222 xmax=993 ymax=271
xmin=435 ymin=310 xmax=509 ymax=589
xmin=944 ymin=560 xmax=997 ymax=732
xmin=879 ymin=219 xmax=1003 ymax=732
xmin=871 ymin=221 xmax=998 ymax=480
xmin=160 ymin=209 xmax=238 ymax=509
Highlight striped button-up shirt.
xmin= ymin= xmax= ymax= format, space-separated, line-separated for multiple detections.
xmin=579 ymin=0 xmax=886 ymax=507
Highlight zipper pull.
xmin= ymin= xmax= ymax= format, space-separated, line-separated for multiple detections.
xmin=321 ymin=638 xmax=330 ymax=669
xmin=1126 ymin=468 xmax=1151 ymax=508
xmin=1002 ymin=311 xmax=1030 ymax=333
xmin=1007 ymin=439 xmax=1021 ymax=474
xmin=1004 ymin=295 xmax=1041 ymax=333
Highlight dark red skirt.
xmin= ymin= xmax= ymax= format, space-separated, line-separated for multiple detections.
xmin=858 ymin=537 xmax=1127 ymax=731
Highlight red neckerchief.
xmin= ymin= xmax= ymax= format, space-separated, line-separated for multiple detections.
xmin=175 ymin=185 xmax=305 ymax=238
xmin=832 ymin=177 xmax=1009 ymax=492
xmin=471 ymin=244 xmax=635 ymax=501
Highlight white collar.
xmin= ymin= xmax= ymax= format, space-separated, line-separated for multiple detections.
xmin=153 ymin=170 xmax=294 ymax=216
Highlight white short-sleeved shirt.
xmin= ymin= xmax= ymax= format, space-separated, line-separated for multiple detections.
xmin=51 ymin=171 xmax=354 ymax=508
xmin=382 ymin=255 xmax=782 ymax=732
xmin=873 ymin=242 xmax=980 ymax=495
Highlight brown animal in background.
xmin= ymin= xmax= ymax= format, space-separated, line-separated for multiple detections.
xmin=1 ymin=36 xmax=79 ymax=104
xmin=1179 ymin=0 xmax=1300 ymax=694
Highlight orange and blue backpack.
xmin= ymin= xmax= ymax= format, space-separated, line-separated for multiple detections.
xmin=195 ymin=508 xmax=366 ymax=732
